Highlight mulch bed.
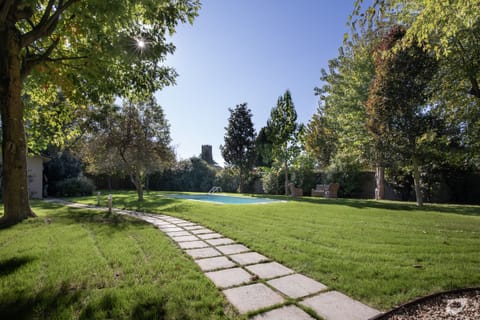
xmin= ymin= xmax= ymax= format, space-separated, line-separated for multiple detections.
xmin=371 ymin=288 xmax=480 ymax=320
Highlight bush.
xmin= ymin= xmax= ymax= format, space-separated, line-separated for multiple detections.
xmin=325 ymin=153 xmax=363 ymax=197
xmin=215 ymin=167 xmax=239 ymax=193
xmin=261 ymin=167 xmax=284 ymax=195
xmin=55 ymin=176 xmax=95 ymax=197
xmin=291 ymin=154 xmax=317 ymax=195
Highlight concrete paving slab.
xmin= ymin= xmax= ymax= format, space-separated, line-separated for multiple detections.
xmin=159 ymin=227 xmax=183 ymax=232
xmin=197 ymin=233 xmax=223 ymax=240
xmin=184 ymin=225 xmax=203 ymax=230
xmin=178 ymin=240 xmax=209 ymax=249
xmin=216 ymin=244 xmax=250 ymax=255
xmin=205 ymin=267 xmax=252 ymax=288
xmin=245 ymin=262 xmax=294 ymax=279
xmin=165 ymin=230 xmax=191 ymax=237
xmin=229 ymin=252 xmax=269 ymax=265
xmin=251 ymin=305 xmax=315 ymax=320
xmin=157 ymin=224 xmax=175 ymax=229
xmin=267 ymin=274 xmax=327 ymax=299
xmin=300 ymin=291 xmax=380 ymax=320
xmin=223 ymin=283 xmax=284 ymax=314
xmin=171 ymin=235 xmax=198 ymax=242
xmin=163 ymin=219 xmax=185 ymax=224
xmin=186 ymin=247 xmax=222 ymax=259
xmin=191 ymin=228 xmax=214 ymax=235
xmin=205 ymin=238 xmax=235 ymax=246
xmin=195 ymin=256 xmax=236 ymax=271
xmin=152 ymin=221 xmax=172 ymax=226
xmin=176 ymin=222 xmax=196 ymax=226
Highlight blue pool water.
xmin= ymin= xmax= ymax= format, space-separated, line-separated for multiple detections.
xmin=168 ymin=193 xmax=281 ymax=204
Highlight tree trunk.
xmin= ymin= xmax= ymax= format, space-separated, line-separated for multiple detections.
xmin=412 ymin=159 xmax=423 ymax=206
xmin=238 ymin=168 xmax=244 ymax=193
xmin=130 ymin=172 xmax=144 ymax=202
xmin=375 ymin=165 xmax=385 ymax=200
xmin=284 ymin=160 xmax=289 ymax=196
xmin=0 ymin=24 xmax=34 ymax=226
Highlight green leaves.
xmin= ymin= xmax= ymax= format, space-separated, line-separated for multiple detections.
xmin=220 ymin=103 xmax=256 ymax=192
xmin=267 ymin=90 xmax=300 ymax=163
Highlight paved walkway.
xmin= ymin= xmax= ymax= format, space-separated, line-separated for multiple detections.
xmin=50 ymin=200 xmax=381 ymax=320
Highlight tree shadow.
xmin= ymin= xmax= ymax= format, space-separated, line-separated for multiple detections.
xmin=0 ymin=256 xmax=35 ymax=277
xmin=253 ymin=194 xmax=480 ymax=217
xmin=0 ymin=285 xmax=169 ymax=320
xmin=31 ymin=200 xmax=151 ymax=232
xmin=0 ymin=286 xmax=83 ymax=320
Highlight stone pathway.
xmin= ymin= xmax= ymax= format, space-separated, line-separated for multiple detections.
xmin=50 ymin=199 xmax=381 ymax=319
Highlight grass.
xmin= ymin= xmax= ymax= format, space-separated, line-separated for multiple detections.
xmin=0 ymin=201 xmax=241 ymax=320
xmin=72 ymin=191 xmax=480 ymax=310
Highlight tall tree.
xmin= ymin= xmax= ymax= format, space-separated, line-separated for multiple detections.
xmin=365 ymin=26 xmax=437 ymax=206
xmin=82 ymin=98 xmax=174 ymax=201
xmin=0 ymin=1 xmax=199 ymax=226
xmin=267 ymin=90 xmax=300 ymax=195
xmin=220 ymin=103 xmax=256 ymax=193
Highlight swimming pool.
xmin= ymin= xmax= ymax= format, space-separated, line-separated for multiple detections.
xmin=167 ymin=193 xmax=281 ymax=204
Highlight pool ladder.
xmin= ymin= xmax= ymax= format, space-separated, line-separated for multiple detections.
xmin=208 ymin=186 xmax=222 ymax=194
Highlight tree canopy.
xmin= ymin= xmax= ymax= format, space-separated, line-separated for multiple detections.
xmin=82 ymin=98 xmax=174 ymax=201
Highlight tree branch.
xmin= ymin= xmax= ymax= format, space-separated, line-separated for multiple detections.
xmin=21 ymin=0 xmax=79 ymax=48
xmin=21 ymin=38 xmax=60 ymax=79
xmin=0 ymin=0 xmax=15 ymax=25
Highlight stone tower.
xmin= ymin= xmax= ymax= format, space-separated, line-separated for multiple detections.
xmin=201 ymin=145 xmax=214 ymax=164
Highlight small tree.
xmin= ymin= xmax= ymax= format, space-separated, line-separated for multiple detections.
xmin=83 ymin=98 xmax=174 ymax=201
xmin=220 ymin=103 xmax=256 ymax=193
xmin=267 ymin=90 xmax=301 ymax=195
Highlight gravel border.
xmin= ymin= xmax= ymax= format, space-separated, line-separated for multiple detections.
xmin=370 ymin=288 xmax=480 ymax=320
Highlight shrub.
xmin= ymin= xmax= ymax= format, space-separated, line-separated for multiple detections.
xmin=261 ymin=167 xmax=284 ymax=195
xmin=55 ymin=176 xmax=95 ymax=197
xmin=325 ymin=153 xmax=363 ymax=197
xmin=215 ymin=167 xmax=239 ymax=193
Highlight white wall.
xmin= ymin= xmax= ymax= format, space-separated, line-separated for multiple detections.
xmin=27 ymin=156 xmax=44 ymax=199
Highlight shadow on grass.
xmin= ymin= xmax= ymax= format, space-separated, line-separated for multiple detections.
xmin=252 ymin=194 xmax=480 ymax=216
xmin=0 ymin=256 xmax=35 ymax=277
xmin=32 ymin=201 xmax=151 ymax=232
xmin=0 ymin=286 xmax=168 ymax=320
xmin=65 ymin=193 xmax=180 ymax=213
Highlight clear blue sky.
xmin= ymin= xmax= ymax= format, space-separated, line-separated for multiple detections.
xmin=156 ymin=0 xmax=357 ymax=165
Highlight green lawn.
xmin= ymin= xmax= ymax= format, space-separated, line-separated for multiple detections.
xmin=2 ymin=193 xmax=479 ymax=317
xmin=73 ymin=191 xmax=480 ymax=309
xmin=0 ymin=201 xmax=241 ymax=320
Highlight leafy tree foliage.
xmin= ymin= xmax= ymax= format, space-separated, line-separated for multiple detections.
xmin=255 ymin=127 xmax=274 ymax=167
xmin=307 ymin=37 xmax=376 ymax=170
xmin=0 ymin=0 xmax=199 ymax=225
xmin=353 ymin=0 xmax=480 ymax=160
xmin=267 ymin=90 xmax=301 ymax=195
xmin=365 ymin=26 xmax=437 ymax=206
xmin=82 ymin=98 xmax=174 ymax=201
xmin=143 ymin=157 xmax=218 ymax=192
xmin=303 ymin=110 xmax=336 ymax=168
xmin=220 ymin=103 xmax=256 ymax=193
xmin=44 ymin=147 xmax=83 ymax=195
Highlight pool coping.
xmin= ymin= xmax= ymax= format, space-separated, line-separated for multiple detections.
xmin=164 ymin=193 xmax=287 ymax=205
